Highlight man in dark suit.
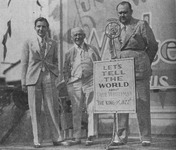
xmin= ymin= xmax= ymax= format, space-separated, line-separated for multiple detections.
xmin=63 ymin=27 xmax=101 ymax=146
xmin=108 ymin=1 xmax=158 ymax=147
xmin=21 ymin=17 xmax=63 ymax=148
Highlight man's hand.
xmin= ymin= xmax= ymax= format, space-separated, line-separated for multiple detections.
xmin=22 ymin=85 xmax=27 ymax=93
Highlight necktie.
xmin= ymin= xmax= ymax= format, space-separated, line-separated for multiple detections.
xmin=80 ymin=49 xmax=84 ymax=58
xmin=41 ymin=39 xmax=46 ymax=50
xmin=40 ymin=39 xmax=46 ymax=58
xmin=120 ymin=26 xmax=126 ymax=44
xmin=77 ymin=47 xmax=84 ymax=59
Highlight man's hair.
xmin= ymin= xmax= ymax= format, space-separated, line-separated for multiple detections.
xmin=71 ymin=27 xmax=85 ymax=37
xmin=34 ymin=17 xmax=49 ymax=28
xmin=116 ymin=1 xmax=132 ymax=11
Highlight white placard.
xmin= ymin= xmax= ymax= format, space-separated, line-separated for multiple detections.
xmin=93 ymin=58 xmax=136 ymax=113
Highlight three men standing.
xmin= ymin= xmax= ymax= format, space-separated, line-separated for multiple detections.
xmin=21 ymin=0 xmax=158 ymax=147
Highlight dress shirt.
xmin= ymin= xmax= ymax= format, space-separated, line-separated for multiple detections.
xmin=37 ymin=36 xmax=47 ymax=50
xmin=120 ymin=24 xmax=127 ymax=44
xmin=37 ymin=36 xmax=47 ymax=71
xmin=70 ymin=44 xmax=84 ymax=80
xmin=69 ymin=43 xmax=94 ymax=82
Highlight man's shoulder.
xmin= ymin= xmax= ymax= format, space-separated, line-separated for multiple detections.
xmin=65 ymin=46 xmax=75 ymax=56
xmin=132 ymin=18 xmax=148 ymax=27
xmin=85 ymin=43 xmax=100 ymax=58
xmin=68 ymin=46 xmax=75 ymax=52
xmin=130 ymin=18 xmax=142 ymax=25
xmin=85 ymin=43 xmax=97 ymax=51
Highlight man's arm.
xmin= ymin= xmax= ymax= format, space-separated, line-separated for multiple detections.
xmin=63 ymin=52 xmax=71 ymax=83
xmin=141 ymin=21 xmax=158 ymax=64
xmin=21 ymin=40 xmax=29 ymax=92
xmin=90 ymin=45 xmax=101 ymax=61
xmin=53 ymin=41 xmax=59 ymax=69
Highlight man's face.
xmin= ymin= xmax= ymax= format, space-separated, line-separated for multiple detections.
xmin=35 ymin=21 xmax=48 ymax=38
xmin=72 ymin=31 xmax=85 ymax=46
xmin=117 ymin=4 xmax=132 ymax=25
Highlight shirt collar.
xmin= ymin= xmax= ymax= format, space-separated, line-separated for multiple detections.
xmin=120 ymin=23 xmax=126 ymax=29
xmin=74 ymin=42 xmax=84 ymax=50
xmin=37 ymin=35 xmax=47 ymax=43
xmin=120 ymin=18 xmax=133 ymax=29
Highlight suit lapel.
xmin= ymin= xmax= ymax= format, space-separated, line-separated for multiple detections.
xmin=70 ymin=47 xmax=77 ymax=62
xmin=120 ymin=18 xmax=138 ymax=50
xmin=31 ymin=37 xmax=41 ymax=55
xmin=45 ymin=39 xmax=52 ymax=57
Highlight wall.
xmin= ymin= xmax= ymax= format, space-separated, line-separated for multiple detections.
xmin=48 ymin=0 xmax=176 ymax=136
xmin=1 ymin=0 xmax=176 ymax=139
xmin=0 ymin=0 xmax=49 ymax=77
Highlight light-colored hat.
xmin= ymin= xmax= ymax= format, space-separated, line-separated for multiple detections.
xmin=71 ymin=27 xmax=85 ymax=36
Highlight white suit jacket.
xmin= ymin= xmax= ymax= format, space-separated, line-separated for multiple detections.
xmin=21 ymin=36 xmax=59 ymax=86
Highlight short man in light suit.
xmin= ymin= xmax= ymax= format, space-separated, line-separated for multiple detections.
xmin=21 ymin=17 xmax=63 ymax=148
xmin=63 ymin=27 xmax=101 ymax=146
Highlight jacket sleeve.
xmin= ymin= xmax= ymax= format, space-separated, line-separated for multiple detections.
xmin=53 ymin=41 xmax=59 ymax=69
xmin=141 ymin=21 xmax=158 ymax=64
xmin=63 ymin=52 xmax=71 ymax=83
xmin=52 ymin=41 xmax=59 ymax=77
xmin=21 ymin=40 xmax=29 ymax=86
xmin=90 ymin=45 xmax=101 ymax=61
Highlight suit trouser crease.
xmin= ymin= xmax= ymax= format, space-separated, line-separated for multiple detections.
xmin=67 ymin=77 xmax=97 ymax=139
xmin=28 ymin=71 xmax=61 ymax=144
xmin=117 ymin=78 xmax=151 ymax=142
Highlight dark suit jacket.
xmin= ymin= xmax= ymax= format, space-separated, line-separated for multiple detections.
xmin=109 ymin=17 xmax=158 ymax=79
xmin=21 ymin=36 xmax=59 ymax=86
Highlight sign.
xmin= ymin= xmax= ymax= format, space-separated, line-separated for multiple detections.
xmin=93 ymin=58 xmax=136 ymax=113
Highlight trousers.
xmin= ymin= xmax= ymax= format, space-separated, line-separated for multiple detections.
xmin=27 ymin=71 xmax=62 ymax=144
xmin=67 ymin=76 xmax=98 ymax=139
xmin=117 ymin=77 xmax=151 ymax=142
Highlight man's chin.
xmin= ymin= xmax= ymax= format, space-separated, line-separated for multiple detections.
xmin=75 ymin=42 xmax=82 ymax=45
xmin=38 ymin=33 xmax=45 ymax=37
xmin=121 ymin=20 xmax=127 ymax=24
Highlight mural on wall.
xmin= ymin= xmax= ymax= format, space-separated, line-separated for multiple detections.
xmin=0 ymin=1 xmax=175 ymax=143
xmin=48 ymin=0 xmax=176 ymax=109
xmin=59 ymin=0 xmax=176 ymax=88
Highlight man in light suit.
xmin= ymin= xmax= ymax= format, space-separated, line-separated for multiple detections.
xmin=21 ymin=17 xmax=63 ymax=148
xmin=63 ymin=27 xmax=101 ymax=146
xmin=108 ymin=1 xmax=158 ymax=147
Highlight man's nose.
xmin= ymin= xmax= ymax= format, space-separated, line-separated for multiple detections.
xmin=39 ymin=26 xmax=44 ymax=30
xmin=121 ymin=13 xmax=125 ymax=17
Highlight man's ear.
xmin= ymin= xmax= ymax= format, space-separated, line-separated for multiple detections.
xmin=71 ymin=36 xmax=74 ymax=43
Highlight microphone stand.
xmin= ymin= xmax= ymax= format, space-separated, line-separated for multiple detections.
xmin=104 ymin=19 xmax=122 ymax=150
